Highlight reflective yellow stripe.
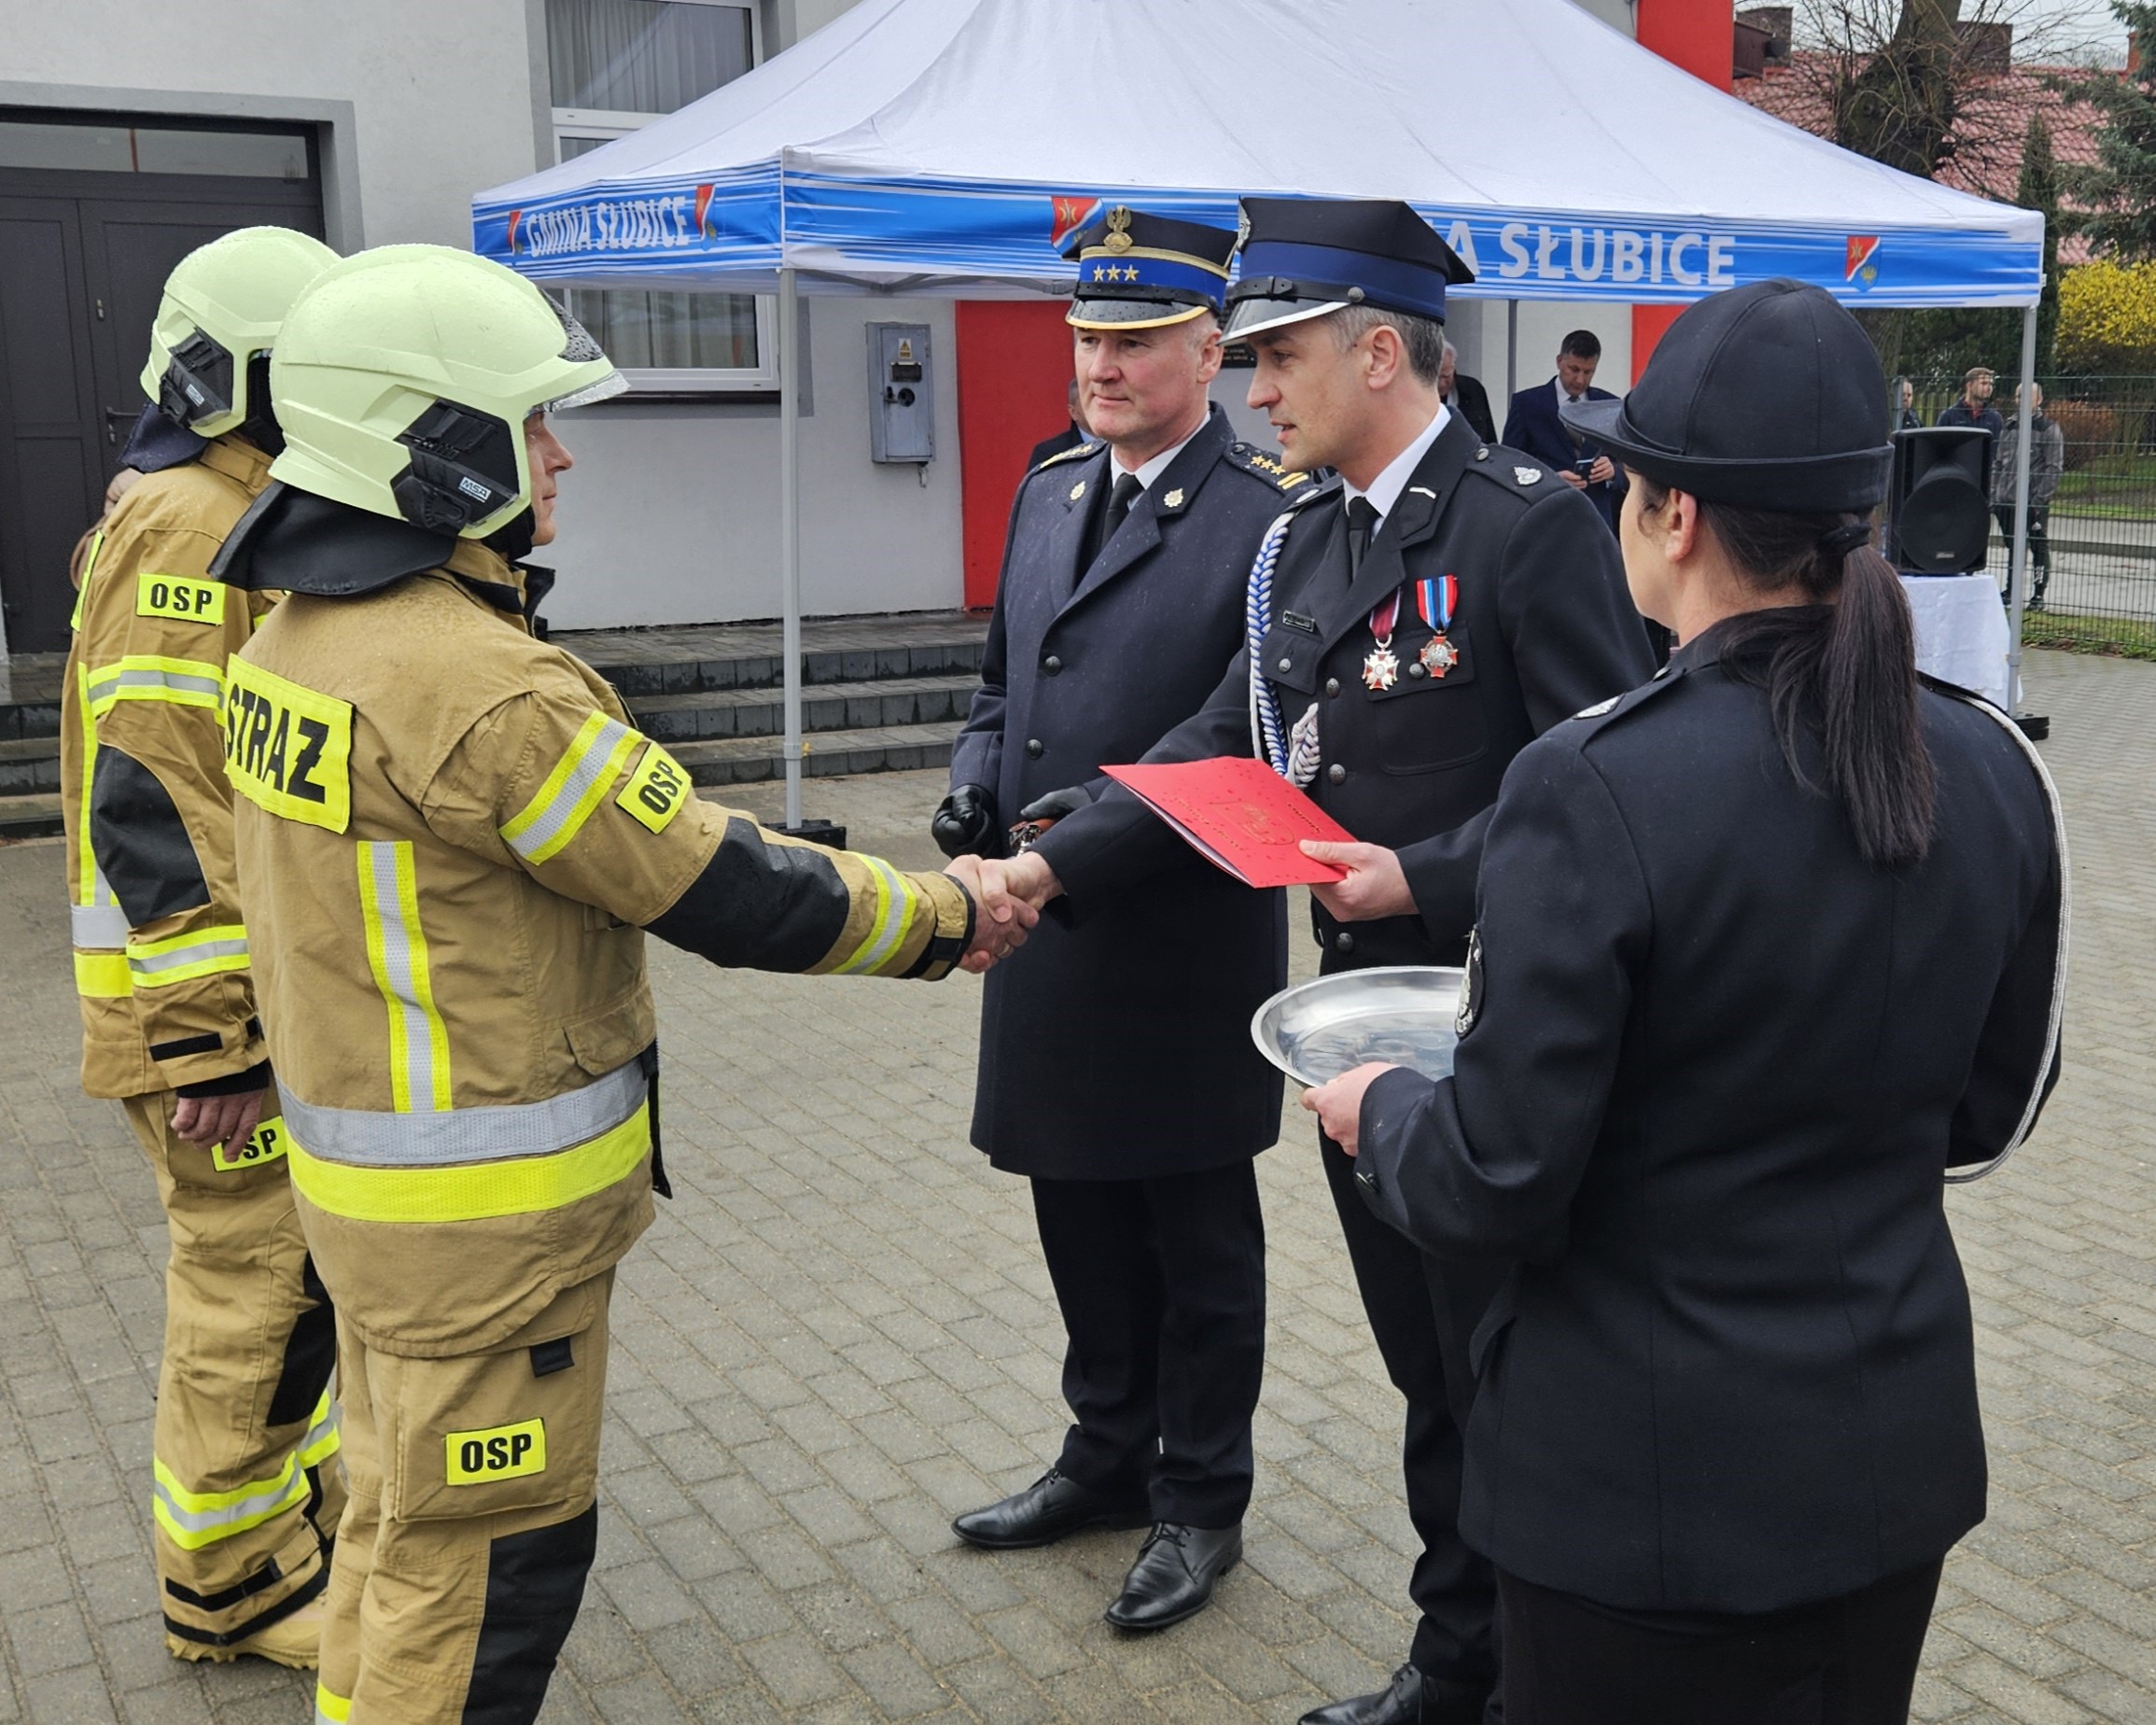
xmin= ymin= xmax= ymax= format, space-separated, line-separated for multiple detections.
xmin=84 ymin=653 xmax=223 ymax=718
xmin=833 ymin=856 xmax=917 ymax=975
xmin=357 ymin=842 xmax=452 ymax=1113
xmin=315 ymin=1684 xmax=353 ymax=1724
xmin=125 ymin=923 xmax=249 ymax=988
xmin=499 ymin=711 xmax=639 ymax=865
xmin=289 ymin=1102 xmax=651 ymax=1225
xmin=74 ymin=950 xmax=133 ymax=999
xmin=76 ymin=665 xmax=99 ymax=905
xmin=152 ymin=1393 xmax=337 ymax=1551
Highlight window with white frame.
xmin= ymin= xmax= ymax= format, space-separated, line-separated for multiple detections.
xmin=547 ymin=0 xmax=771 ymax=390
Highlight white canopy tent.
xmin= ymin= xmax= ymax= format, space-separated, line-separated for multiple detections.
xmin=476 ymin=0 xmax=2048 ymax=820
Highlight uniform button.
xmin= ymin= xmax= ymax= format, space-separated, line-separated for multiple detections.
xmin=1026 ymin=738 xmax=1043 ymax=758
xmin=1407 ymin=661 xmax=1427 ymax=679
xmin=1335 ymin=931 xmax=1355 ymax=954
xmin=1043 ymin=654 xmax=1062 ymax=675
xmin=1327 ymin=763 xmax=1346 ymax=785
xmin=1325 ymin=678 xmax=1340 ymax=698
xmin=1277 ymin=657 xmax=1294 ymax=674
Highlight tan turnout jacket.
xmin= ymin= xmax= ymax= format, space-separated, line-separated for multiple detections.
xmin=60 ymin=438 xmax=276 ymax=1099
xmin=227 ymin=541 xmax=971 ymax=1356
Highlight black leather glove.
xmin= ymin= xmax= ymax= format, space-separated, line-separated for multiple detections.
xmin=1015 ymin=786 xmax=1091 ymax=824
xmin=931 ymin=784 xmax=1001 ymax=859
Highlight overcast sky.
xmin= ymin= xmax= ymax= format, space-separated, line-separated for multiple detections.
xmin=1999 ymin=0 xmax=2127 ymax=63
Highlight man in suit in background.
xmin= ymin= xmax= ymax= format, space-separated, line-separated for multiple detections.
xmin=932 ymin=206 xmax=1314 ymax=1634
xmin=1504 ymin=330 xmax=1624 ymax=532
xmin=1027 ymin=376 xmax=1094 ymax=471
xmin=1439 ymin=342 xmax=1495 ymax=444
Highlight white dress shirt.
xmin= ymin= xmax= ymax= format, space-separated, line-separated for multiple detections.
xmin=1111 ymin=414 xmax=1210 ymax=493
xmin=1343 ymin=405 xmax=1451 ymax=530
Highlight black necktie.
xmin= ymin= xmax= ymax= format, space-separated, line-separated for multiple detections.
xmin=1345 ymin=496 xmax=1379 ymax=579
xmin=1083 ymin=471 xmax=1141 ymax=572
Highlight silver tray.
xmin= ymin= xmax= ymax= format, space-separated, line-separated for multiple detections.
xmin=1251 ymin=966 xmax=1466 ymax=1088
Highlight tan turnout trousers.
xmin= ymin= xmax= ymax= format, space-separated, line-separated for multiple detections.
xmin=126 ymin=1088 xmax=343 ymax=1652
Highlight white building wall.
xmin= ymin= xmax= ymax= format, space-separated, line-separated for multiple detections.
xmin=543 ymin=296 xmax=965 ymax=628
xmin=1 ymin=0 xmax=544 ymax=249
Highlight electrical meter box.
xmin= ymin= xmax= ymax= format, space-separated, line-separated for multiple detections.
xmin=867 ymin=323 xmax=934 ymax=464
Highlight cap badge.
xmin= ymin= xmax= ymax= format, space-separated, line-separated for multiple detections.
xmin=1162 ymin=488 xmax=1184 ymax=509
xmin=1070 ymin=480 xmax=1087 ymax=500
xmin=1104 ymin=205 xmax=1135 ymax=253
xmin=1514 ymin=466 xmax=1542 ymax=485
xmin=1234 ymin=205 xmax=1252 ymax=253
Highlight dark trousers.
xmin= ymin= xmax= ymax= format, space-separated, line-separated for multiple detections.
xmin=1322 ymin=1133 xmax=1509 ymax=1721
xmin=1030 ymin=1159 xmax=1266 ymax=1529
xmin=1993 ymin=503 xmax=2051 ymax=597
xmin=1497 ymin=1559 xmax=1945 ymax=1725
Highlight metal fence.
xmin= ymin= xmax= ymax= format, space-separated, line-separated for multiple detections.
xmin=1902 ymin=375 xmax=2156 ymax=658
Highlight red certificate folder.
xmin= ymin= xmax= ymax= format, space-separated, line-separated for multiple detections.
xmin=1100 ymin=757 xmax=1352 ymax=887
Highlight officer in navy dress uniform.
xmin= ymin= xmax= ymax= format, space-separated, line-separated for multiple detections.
xmin=1001 ymin=199 xmax=1656 ymax=1723
xmin=1308 ymin=279 xmax=2067 ymax=1725
xmin=931 ymin=207 xmax=1317 ymax=1632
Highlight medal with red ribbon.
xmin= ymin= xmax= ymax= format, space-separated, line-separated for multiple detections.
xmin=1416 ymin=574 xmax=1461 ymax=678
xmin=1363 ymin=589 xmax=1402 ymax=691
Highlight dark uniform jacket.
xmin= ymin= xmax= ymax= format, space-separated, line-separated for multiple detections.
xmin=1505 ymin=379 xmax=1627 ymax=531
xmin=952 ymin=407 xmax=1308 ymax=1179
xmin=1031 ymin=411 xmax=1655 ymax=975
xmin=1355 ymin=629 xmax=2066 ymax=1614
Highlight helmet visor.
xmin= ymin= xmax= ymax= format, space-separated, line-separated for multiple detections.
xmin=541 ymin=300 xmax=627 ymax=413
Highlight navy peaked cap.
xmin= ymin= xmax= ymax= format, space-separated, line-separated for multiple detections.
xmin=1224 ymin=198 xmax=1475 ymax=343
xmin=1062 ymin=205 xmax=1238 ymax=330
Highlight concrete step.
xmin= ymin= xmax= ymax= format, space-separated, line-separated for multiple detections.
xmin=0 ymin=737 xmax=63 ymax=797
xmin=674 ymin=720 xmax=961 ymax=786
xmin=625 ymin=673 xmax=974 ymax=743
xmin=0 ymin=792 xmax=63 ymax=841
xmin=561 ymin=614 xmax=987 ymax=700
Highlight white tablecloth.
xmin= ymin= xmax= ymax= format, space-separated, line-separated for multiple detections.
xmin=1900 ymin=574 xmax=2012 ymax=710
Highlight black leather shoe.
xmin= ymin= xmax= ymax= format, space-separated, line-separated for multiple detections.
xmin=951 ymin=1468 xmax=1151 ymax=1550
xmin=1299 ymin=1664 xmax=1427 ymax=1725
xmin=1301 ymin=1663 xmax=1493 ymax=1725
xmin=1102 ymin=1522 xmax=1242 ymax=1631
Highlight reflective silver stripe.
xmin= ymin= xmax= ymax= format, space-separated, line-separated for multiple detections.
xmin=359 ymin=841 xmax=444 ymax=1112
xmin=283 ymin=1059 xmax=647 ymax=1167
xmin=85 ymin=666 xmax=221 ymax=705
xmin=126 ymin=935 xmax=248 ymax=977
xmin=71 ymin=901 xmax=132 ymax=947
xmin=504 ymin=716 xmax=634 ymax=862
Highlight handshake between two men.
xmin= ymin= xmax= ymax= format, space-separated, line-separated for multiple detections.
xmin=933 ymin=781 xmax=1427 ymax=929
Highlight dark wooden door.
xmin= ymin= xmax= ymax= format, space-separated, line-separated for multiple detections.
xmin=0 ymin=157 xmax=320 ymax=653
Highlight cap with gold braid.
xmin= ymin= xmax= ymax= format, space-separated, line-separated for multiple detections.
xmin=1061 ymin=205 xmax=1238 ymax=331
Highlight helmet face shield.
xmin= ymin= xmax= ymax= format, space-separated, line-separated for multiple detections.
xmin=541 ymin=303 xmax=627 ymax=413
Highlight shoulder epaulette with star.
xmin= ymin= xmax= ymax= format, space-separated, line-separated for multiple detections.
xmin=1030 ymin=441 xmax=1102 ymax=474
xmin=1226 ymin=442 xmax=1324 ymax=498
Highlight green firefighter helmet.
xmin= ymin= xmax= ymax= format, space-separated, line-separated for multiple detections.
xmin=141 ymin=226 xmax=340 ymax=438
xmin=266 ymin=244 xmax=624 ymax=540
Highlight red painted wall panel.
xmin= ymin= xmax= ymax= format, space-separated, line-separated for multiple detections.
xmin=1632 ymin=0 xmax=1733 ymax=379
xmin=954 ymin=301 xmax=1074 ymax=610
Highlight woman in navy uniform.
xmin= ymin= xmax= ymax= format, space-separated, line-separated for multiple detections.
xmin=1005 ymin=198 xmax=1656 ymax=1725
xmin=1308 ymin=280 xmax=2066 ymax=1725
xmin=931 ymin=208 xmax=1314 ymax=1633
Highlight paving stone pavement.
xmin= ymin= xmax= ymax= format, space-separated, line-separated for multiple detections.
xmin=0 ymin=648 xmax=2148 ymax=1724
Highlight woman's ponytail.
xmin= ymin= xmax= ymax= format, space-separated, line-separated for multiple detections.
xmin=1641 ymin=482 xmax=1937 ymax=870
xmin=1818 ymin=543 xmax=1936 ymax=869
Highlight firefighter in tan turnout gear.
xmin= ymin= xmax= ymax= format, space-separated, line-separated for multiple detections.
xmin=58 ymin=226 xmax=345 ymax=1671
xmin=210 ymin=244 xmax=1029 ymax=1725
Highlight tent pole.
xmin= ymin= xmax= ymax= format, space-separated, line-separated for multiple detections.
xmin=779 ymin=267 xmax=804 ymax=828
xmin=2007 ymin=302 xmax=2036 ymax=715
xmin=1505 ymin=301 xmax=1519 ymax=402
